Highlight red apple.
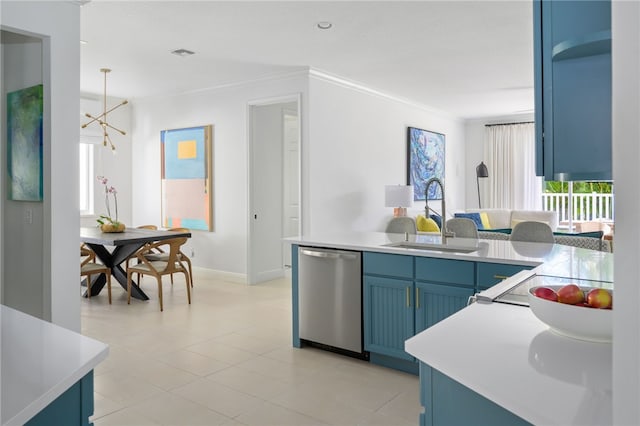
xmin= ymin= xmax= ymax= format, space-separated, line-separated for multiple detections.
xmin=533 ymin=286 xmax=558 ymax=302
xmin=586 ymin=288 xmax=613 ymax=309
xmin=557 ymin=284 xmax=585 ymax=305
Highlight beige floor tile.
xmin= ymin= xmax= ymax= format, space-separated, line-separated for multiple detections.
xmin=129 ymin=392 xmax=234 ymax=425
xmin=235 ymin=400 xmax=328 ymax=426
xmin=209 ymin=331 xmax=285 ymax=355
xmin=170 ymin=378 xmax=264 ymax=418
xmin=375 ymin=390 xmax=423 ymax=424
xmin=157 ymin=349 xmax=232 ymax=377
xmin=92 ymin=406 xmax=161 ymax=426
xmin=185 ymin=339 xmax=258 ymax=365
xmin=92 ymin=391 xmax=125 ymax=420
xmin=206 ymin=365 xmax=290 ymax=400
xmin=128 ymin=358 xmax=201 ymax=391
xmin=94 ymin=370 xmax=164 ymax=407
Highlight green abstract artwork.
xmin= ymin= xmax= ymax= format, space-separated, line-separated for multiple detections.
xmin=7 ymin=84 xmax=44 ymax=201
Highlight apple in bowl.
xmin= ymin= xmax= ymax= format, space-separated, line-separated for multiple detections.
xmin=528 ymin=285 xmax=612 ymax=342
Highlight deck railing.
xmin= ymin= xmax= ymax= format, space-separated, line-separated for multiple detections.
xmin=542 ymin=192 xmax=614 ymax=223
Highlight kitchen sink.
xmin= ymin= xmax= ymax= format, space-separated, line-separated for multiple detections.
xmin=382 ymin=241 xmax=479 ymax=253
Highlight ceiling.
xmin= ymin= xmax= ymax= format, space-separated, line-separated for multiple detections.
xmin=80 ymin=1 xmax=534 ymax=119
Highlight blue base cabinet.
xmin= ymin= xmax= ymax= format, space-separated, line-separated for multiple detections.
xmin=364 ymin=274 xmax=414 ymax=360
xmin=26 ymin=372 xmax=95 ymax=426
xmin=363 ymin=253 xmax=475 ymax=369
xmin=419 ymin=363 xmax=531 ymax=426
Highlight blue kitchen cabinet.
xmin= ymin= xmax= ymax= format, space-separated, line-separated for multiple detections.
xmin=364 ymin=252 xmax=475 ymax=371
xmin=414 ymin=282 xmax=474 ymax=335
xmin=418 ymin=363 xmax=531 ymax=426
xmin=534 ymin=0 xmax=611 ymax=181
xmin=25 ymin=372 xmax=95 ymax=426
xmin=476 ymin=262 xmax=533 ymax=290
xmin=363 ymin=274 xmax=414 ymax=360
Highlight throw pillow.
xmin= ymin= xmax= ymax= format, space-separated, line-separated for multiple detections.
xmin=417 ymin=215 xmax=440 ymax=232
xmin=454 ymin=212 xmax=484 ymax=230
xmin=479 ymin=212 xmax=491 ymax=229
xmin=430 ymin=214 xmax=442 ymax=229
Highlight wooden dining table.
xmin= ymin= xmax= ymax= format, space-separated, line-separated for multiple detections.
xmin=80 ymin=227 xmax=192 ymax=300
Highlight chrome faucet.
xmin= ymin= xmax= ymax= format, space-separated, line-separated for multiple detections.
xmin=425 ymin=177 xmax=454 ymax=241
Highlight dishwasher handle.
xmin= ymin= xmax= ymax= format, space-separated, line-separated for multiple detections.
xmin=300 ymin=248 xmax=359 ymax=261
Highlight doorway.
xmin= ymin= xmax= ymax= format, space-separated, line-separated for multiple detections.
xmin=248 ymin=95 xmax=301 ymax=285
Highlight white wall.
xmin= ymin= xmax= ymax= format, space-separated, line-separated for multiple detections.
xmin=1 ymin=1 xmax=81 ymax=331
xmin=306 ymin=73 xmax=466 ymax=234
xmin=612 ymin=1 xmax=640 ymax=423
xmin=131 ymin=74 xmax=309 ymax=280
xmin=464 ymin=113 xmax=534 ymax=209
xmin=131 ymin=71 xmax=466 ymax=279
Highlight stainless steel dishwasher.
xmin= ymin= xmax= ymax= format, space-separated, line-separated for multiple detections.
xmin=298 ymin=246 xmax=363 ymax=355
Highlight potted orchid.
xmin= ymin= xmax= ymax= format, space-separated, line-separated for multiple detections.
xmin=96 ymin=175 xmax=125 ymax=232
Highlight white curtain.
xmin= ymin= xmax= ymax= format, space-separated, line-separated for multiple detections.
xmin=484 ymin=122 xmax=542 ymax=210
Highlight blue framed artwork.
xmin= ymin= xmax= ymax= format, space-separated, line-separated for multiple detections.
xmin=7 ymin=84 xmax=44 ymax=201
xmin=407 ymin=127 xmax=445 ymax=201
xmin=160 ymin=125 xmax=213 ymax=231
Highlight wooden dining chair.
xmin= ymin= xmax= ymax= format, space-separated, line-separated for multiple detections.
xmin=80 ymin=244 xmax=112 ymax=304
xmin=127 ymin=236 xmax=191 ymax=311
xmin=125 ymin=224 xmax=160 ymax=271
xmin=142 ymin=227 xmax=194 ymax=288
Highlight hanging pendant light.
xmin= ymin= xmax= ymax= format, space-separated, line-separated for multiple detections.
xmin=81 ymin=68 xmax=128 ymax=152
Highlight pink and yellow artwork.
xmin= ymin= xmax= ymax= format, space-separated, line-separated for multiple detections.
xmin=160 ymin=125 xmax=213 ymax=231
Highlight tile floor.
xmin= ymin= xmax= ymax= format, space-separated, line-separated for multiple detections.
xmin=81 ymin=268 xmax=420 ymax=425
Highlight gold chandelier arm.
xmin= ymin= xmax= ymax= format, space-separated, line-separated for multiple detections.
xmin=102 ymin=121 xmax=127 ymax=136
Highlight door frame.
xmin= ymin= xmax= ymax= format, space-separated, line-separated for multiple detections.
xmin=247 ymin=93 xmax=301 ymax=285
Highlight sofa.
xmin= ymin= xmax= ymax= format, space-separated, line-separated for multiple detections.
xmin=463 ymin=208 xmax=559 ymax=232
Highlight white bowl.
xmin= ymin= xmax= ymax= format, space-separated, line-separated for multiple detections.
xmin=528 ymin=286 xmax=612 ymax=343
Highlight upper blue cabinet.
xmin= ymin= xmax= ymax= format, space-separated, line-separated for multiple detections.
xmin=534 ymin=0 xmax=611 ymax=181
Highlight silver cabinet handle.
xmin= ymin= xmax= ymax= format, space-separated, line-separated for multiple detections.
xmin=300 ymin=248 xmax=358 ymax=260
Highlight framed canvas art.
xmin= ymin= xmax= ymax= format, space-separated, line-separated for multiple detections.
xmin=7 ymin=84 xmax=44 ymax=201
xmin=161 ymin=125 xmax=213 ymax=231
xmin=407 ymin=127 xmax=445 ymax=201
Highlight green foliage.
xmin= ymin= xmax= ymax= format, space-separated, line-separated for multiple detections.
xmin=544 ymin=181 xmax=613 ymax=194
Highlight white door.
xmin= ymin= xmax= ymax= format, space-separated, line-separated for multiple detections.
xmin=248 ymin=97 xmax=300 ymax=284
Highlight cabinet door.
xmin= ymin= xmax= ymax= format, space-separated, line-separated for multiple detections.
xmin=414 ymin=282 xmax=474 ymax=335
xmin=363 ymin=275 xmax=414 ymax=360
xmin=534 ymin=0 xmax=611 ymax=181
xmin=476 ymin=262 xmax=533 ymax=291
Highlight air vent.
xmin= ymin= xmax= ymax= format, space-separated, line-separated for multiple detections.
xmin=171 ymin=48 xmax=195 ymax=57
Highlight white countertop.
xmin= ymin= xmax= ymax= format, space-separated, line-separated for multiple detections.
xmin=405 ymin=302 xmax=611 ymax=426
xmin=288 ymin=231 xmax=613 ymax=281
xmin=1 ymin=305 xmax=109 ymax=425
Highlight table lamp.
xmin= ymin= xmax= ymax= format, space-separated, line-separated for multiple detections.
xmin=385 ymin=185 xmax=414 ymax=217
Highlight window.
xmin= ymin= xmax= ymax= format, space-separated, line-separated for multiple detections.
xmin=542 ymin=181 xmax=614 ymax=231
xmin=79 ymin=143 xmax=94 ymax=215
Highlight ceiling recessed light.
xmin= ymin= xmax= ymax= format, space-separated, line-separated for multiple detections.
xmin=171 ymin=48 xmax=195 ymax=57
xmin=317 ymin=22 xmax=333 ymax=30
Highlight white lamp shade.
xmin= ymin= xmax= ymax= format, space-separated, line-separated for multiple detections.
xmin=385 ymin=185 xmax=414 ymax=207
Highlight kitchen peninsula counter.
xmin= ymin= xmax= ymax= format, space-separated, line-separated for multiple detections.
xmin=288 ymin=231 xmax=613 ymax=281
xmin=288 ymin=232 xmax=613 ymax=425
xmin=1 ymin=305 xmax=108 ymax=425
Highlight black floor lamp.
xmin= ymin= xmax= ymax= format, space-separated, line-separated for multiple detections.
xmin=476 ymin=161 xmax=489 ymax=208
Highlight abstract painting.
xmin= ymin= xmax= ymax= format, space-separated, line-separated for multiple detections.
xmin=407 ymin=127 xmax=445 ymax=201
xmin=161 ymin=125 xmax=213 ymax=231
xmin=7 ymin=84 xmax=44 ymax=201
